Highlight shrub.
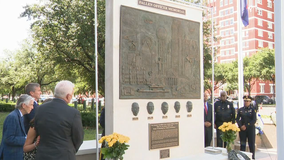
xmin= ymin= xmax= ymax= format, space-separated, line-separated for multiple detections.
xmin=81 ymin=111 xmax=96 ymax=128
xmin=0 ymin=103 xmax=15 ymax=112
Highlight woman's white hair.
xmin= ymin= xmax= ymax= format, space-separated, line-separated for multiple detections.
xmin=15 ymin=94 xmax=34 ymax=109
xmin=54 ymin=80 xmax=74 ymax=99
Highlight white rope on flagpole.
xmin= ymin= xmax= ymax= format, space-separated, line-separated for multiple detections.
xmin=94 ymin=0 xmax=99 ymax=159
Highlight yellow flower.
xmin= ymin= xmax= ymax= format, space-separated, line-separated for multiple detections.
xmin=105 ymin=137 xmax=111 ymax=142
xmin=108 ymin=142 xmax=114 ymax=147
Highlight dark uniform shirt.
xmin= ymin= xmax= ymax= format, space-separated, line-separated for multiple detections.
xmin=236 ymin=105 xmax=256 ymax=128
xmin=214 ymin=100 xmax=235 ymax=126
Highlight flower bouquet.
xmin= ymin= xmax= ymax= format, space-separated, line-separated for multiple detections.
xmin=99 ymin=133 xmax=130 ymax=160
xmin=218 ymin=122 xmax=240 ymax=153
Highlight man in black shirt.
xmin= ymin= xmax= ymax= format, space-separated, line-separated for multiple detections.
xmin=214 ymin=91 xmax=235 ymax=147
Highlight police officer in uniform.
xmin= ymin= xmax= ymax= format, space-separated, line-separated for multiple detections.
xmin=214 ymin=91 xmax=235 ymax=148
xmin=236 ymin=95 xmax=256 ymax=159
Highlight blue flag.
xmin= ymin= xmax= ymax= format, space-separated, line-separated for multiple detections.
xmin=241 ymin=0 xmax=249 ymax=27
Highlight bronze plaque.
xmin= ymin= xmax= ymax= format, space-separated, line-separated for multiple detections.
xmin=160 ymin=149 xmax=170 ymax=159
xmin=120 ymin=6 xmax=201 ymax=99
xmin=149 ymin=122 xmax=179 ymax=150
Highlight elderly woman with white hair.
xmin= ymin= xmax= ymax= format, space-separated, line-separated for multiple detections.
xmin=0 ymin=94 xmax=34 ymax=160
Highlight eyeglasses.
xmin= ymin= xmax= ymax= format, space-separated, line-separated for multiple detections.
xmin=244 ymin=100 xmax=251 ymax=102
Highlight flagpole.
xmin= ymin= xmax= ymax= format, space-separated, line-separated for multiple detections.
xmin=211 ymin=6 xmax=215 ymax=149
xmin=94 ymin=0 xmax=99 ymax=159
xmin=238 ymin=0 xmax=244 ymax=108
xmin=275 ymin=0 xmax=284 ymax=159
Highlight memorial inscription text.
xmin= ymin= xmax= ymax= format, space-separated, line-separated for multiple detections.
xmin=149 ymin=122 xmax=179 ymax=149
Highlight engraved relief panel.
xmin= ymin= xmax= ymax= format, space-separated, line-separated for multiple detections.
xmin=120 ymin=6 xmax=201 ymax=99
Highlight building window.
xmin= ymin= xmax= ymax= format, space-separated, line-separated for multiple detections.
xmin=269 ymin=43 xmax=273 ymax=49
xmin=268 ymin=32 xmax=273 ymax=39
xmin=258 ymin=19 xmax=263 ymax=26
xmin=268 ymin=22 xmax=272 ymax=29
xmin=268 ymin=12 xmax=272 ymax=19
xmin=230 ymin=29 xmax=234 ymax=35
xmin=226 ymin=30 xmax=229 ymax=36
xmin=258 ymin=40 xmax=263 ymax=47
xmin=224 ymin=0 xmax=228 ymax=5
xmin=258 ymin=9 xmax=263 ymax=16
xmin=270 ymin=84 xmax=274 ymax=94
xmin=267 ymin=0 xmax=272 ymax=8
xmin=230 ymin=19 xmax=233 ymax=25
xmin=220 ymin=0 xmax=223 ymax=7
xmin=258 ymin=30 xmax=263 ymax=37
xmin=243 ymin=30 xmax=249 ymax=37
xmin=214 ymin=7 xmax=216 ymax=13
xmin=260 ymin=84 xmax=265 ymax=93
xmin=229 ymin=0 xmax=233 ymax=4
xmin=258 ymin=0 xmax=262 ymax=4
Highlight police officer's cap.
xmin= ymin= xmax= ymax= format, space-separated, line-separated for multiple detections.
xmin=243 ymin=95 xmax=252 ymax=101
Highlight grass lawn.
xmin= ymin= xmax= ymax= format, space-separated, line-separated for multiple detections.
xmin=0 ymin=112 xmax=98 ymax=144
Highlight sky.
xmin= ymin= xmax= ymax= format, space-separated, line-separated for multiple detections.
xmin=0 ymin=0 xmax=37 ymax=59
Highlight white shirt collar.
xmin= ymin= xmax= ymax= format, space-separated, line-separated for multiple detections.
xmin=18 ymin=109 xmax=23 ymax=117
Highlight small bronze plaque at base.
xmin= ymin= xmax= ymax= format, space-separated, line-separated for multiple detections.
xmin=175 ymin=115 xmax=180 ymax=118
xmin=162 ymin=116 xmax=168 ymax=119
xmin=149 ymin=122 xmax=179 ymax=149
xmin=187 ymin=114 xmax=192 ymax=117
xmin=148 ymin=117 xmax=153 ymax=120
xmin=160 ymin=149 xmax=170 ymax=159
xmin=132 ymin=117 xmax=139 ymax=120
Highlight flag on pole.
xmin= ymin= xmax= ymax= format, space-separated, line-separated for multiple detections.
xmin=240 ymin=0 xmax=249 ymax=27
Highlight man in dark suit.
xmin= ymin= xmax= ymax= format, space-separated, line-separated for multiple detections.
xmin=34 ymin=80 xmax=84 ymax=160
xmin=204 ymin=93 xmax=212 ymax=147
xmin=0 ymin=94 xmax=34 ymax=160
xmin=24 ymin=83 xmax=42 ymax=133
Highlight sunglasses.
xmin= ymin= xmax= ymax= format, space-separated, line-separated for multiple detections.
xmin=244 ymin=100 xmax=251 ymax=102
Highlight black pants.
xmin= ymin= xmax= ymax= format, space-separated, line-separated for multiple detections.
xmin=239 ymin=126 xmax=255 ymax=159
xmin=205 ymin=126 xmax=212 ymax=147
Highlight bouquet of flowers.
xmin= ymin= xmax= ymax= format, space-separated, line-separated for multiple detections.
xmin=99 ymin=132 xmax=130 ymax=160
xmin=218 ymin=122 xmax=240 ymax=153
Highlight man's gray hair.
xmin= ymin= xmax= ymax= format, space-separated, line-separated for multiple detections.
xmin=220 ymin=91 xmax=227 ymax=96
xmin=25 ymin=83 xmax=40 ymax=95
xmin=54 ymin=80 xmax=74 ymax=99
xmin=15 ymin=94 xmax=34 ymax=109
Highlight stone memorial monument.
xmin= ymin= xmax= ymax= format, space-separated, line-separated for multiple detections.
xmin=105 ymin=0 xmax=203 ymax=159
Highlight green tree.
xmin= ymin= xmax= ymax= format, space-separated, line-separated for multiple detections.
xmin=21 ymin=0 xmax=106 ymax=96
xmin=244 ymin=48 xmax=275 ymax=95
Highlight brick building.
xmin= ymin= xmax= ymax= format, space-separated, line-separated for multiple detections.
xmin=206 ymin=0 xmax=275 ymax=98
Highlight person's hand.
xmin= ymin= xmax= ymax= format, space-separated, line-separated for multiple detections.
xmin=241 ymin=125 xmax=246 ymax=131
xmin=35 ymin=136 xmax=40 ymax=146
xmin=205 ymin=122 xmax=212 ymax=127
xmin=214 ymin=124 xmax=217 ymax=129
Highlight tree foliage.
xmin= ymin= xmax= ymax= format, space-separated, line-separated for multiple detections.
xmin=21 ymin=0 xmax=106 ymax=95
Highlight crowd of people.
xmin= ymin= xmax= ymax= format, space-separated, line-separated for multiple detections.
xmin=204 ymin=91 xmax=257 ymax=160
xmin=0 ymin=80 xmax=84 ymax=160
